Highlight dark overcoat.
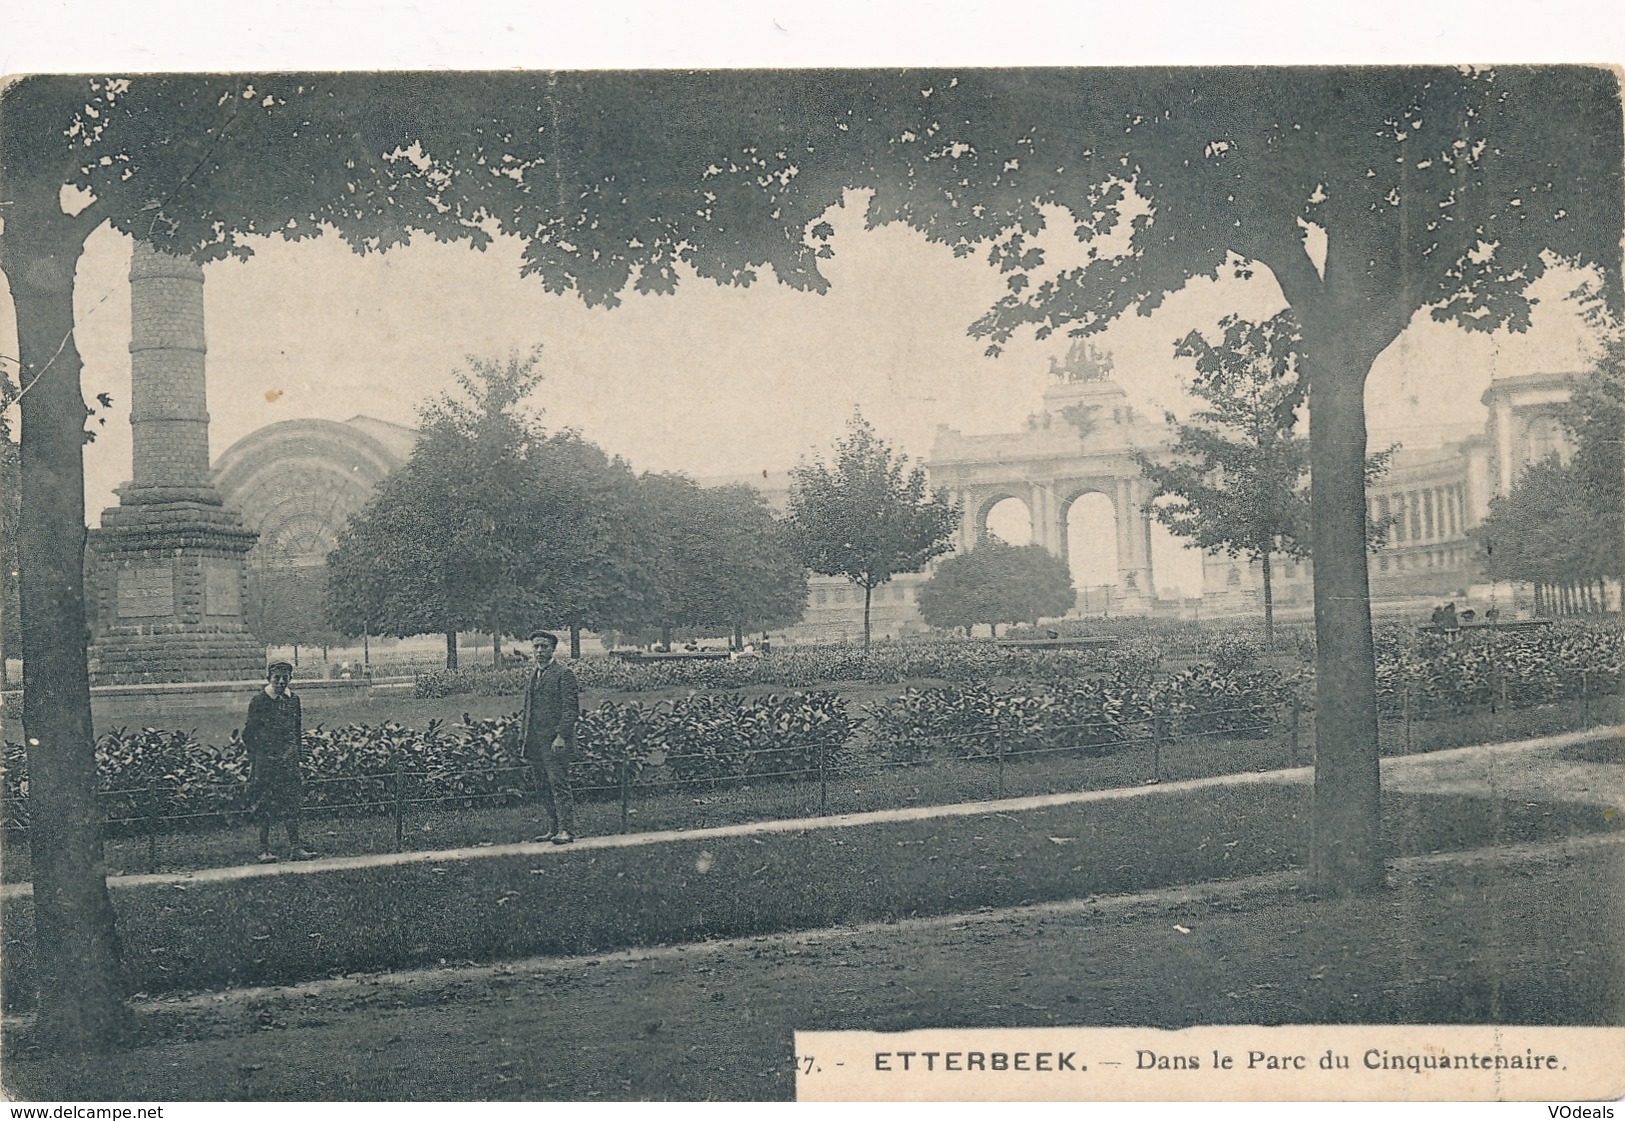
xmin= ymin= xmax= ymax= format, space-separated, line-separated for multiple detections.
xmin=520 ymin=661 xmax=580 ymax=753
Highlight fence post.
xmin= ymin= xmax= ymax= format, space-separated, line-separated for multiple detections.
xmin=996 ymin=732 xmax=1007 ymax=799
xmin=392 ymin=761 xmax=405 ymax=853
xmin=817 ymin=733 xmax=828 ymax=816
xmin=1150 ymin=710 xmax=1162 ymax=785
xmin=619 ymin=758 xmax=630 ymax=834
xmin=1402 ymin=681 xmax=1413 ymax=755
xmin=1289 ymin=691 xmax=1301 ymax=767
xmin=146 ymin=783 xmax=159 ymax=874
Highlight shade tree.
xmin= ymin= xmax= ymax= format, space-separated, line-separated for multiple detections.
xmin=327 ymin=351 xmax=553 ymax=667
xmin=1138 ymin=312 xmax=1392 ymax=645
xmin=837 ymin=67 xmax=1623 ymax=890
xmin=916 ymin=537 xmax=1076 ymax=636
xmin=787 ymin=411 xmax=960 ymax=646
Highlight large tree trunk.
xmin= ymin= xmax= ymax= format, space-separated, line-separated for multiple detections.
xmin=861 ymin=583 xmax=873 ymax=646
xmin=444 ymin=630 xmax=459 ymax=669
xmin=1 ymin=185 xmax=127 ymax=1047
xmin=1303 ymin=342 xmax=1385 ymax=894
xmin=568 ymin=623 xmax=581 ymax=659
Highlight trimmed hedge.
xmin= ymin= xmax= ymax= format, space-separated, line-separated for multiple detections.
xmin=5 ymin=665 xmax=1273 ymax=833
xmin=859 ymin=665 xmax=1283 ymax=764
xmin=6 ymin=620 xmax=1617 ymax=835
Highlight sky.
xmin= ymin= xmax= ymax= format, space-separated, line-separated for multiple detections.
xmin=0 ymin=2 xmax=1616 ymax=601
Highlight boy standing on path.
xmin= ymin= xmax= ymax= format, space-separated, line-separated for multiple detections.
xmin=520 ymin=631 xmax=581 ymax=844
xmin=244 ymin=661 xmax=312 ymax=862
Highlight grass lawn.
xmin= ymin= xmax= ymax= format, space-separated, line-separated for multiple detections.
xmin=4 ymin=836 xmax=1620 ymax=1101
xmin=3 ymin=772 xmax=1618 ymax=1009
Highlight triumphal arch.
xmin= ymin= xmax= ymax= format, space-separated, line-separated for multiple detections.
xmin=926 ymin=346 xmax=1162 ymax=613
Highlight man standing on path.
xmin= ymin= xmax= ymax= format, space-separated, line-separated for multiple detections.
xmin=521 ymin=630 xmax=581 ymax=844
xmin=244 ymin=661 xmax=313 ymax=862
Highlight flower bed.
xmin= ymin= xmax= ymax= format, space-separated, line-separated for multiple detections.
xmin=414 ymin=637 xmax=1163 ymax=697
xmin=1373 ymin=620 xmax=1623 ymax=716
xmin=1 ymin=691 xmax=854 ymax=834
xmin=6 ymin=622 xmax=1616 ymax=838
xmin=858 ymin=666 xmax=1281 ymax=764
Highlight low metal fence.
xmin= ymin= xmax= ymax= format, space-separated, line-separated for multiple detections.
xmin=2 ymin=663 xmax=1616 ymax=875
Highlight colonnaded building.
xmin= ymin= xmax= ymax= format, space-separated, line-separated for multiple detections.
xmin=83 ymin=245 xmax=1584 ymax=681
xmin=727 ymin=350 xmax=1583 ymax=641
xmin=198 ymin=348 xmax=1581 ymax=649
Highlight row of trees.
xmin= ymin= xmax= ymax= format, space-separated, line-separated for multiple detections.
xmin=324 ymin=351 xmax=810 ymax=662
xmin=321 ymin=354 xmax=969 ymax=660
xmin=1474 ymin=341 xmax=1624 ymax=611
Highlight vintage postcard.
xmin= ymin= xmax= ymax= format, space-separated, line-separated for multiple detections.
xmin=0 ymin=62 xmax=1621 ymax=1107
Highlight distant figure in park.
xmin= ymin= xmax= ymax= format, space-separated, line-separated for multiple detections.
xmin=244 ymin=661 xmax=312 ymax=863
xmin=521 ymin=630 xmax=581 ymax=845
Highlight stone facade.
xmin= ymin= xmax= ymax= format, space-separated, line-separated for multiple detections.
xmin=1198 ymin=373 xmax=1582 ymax=619
xmin=88 ymin=242 xmax=263 ymax=684
xmin=212 ymin=416 xmax=415 ymax=644
xmin=926 ymin=372 xmax=1162 ymax=615
xmin=745 ymin=361 xmax=1582 ymax=636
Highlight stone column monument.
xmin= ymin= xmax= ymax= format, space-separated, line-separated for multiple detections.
xmin=87 ymin=241 xmax=263 ymax=684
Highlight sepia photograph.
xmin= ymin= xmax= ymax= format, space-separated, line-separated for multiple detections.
xmin=0 ymin=19 xmax=1622 ymax=1104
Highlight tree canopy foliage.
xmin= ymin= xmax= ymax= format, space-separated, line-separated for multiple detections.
xmin=787 ymin=412 xmax=959 ymax=645
xmin=852 ymin=66 xmax=1622 ymax=892
xmin=326 ymin=352 xmax=558 ymax=665
xmin=1473 ymin=342 xmax=1625 ymax=611
xmin=1137 ymin=312 xmax=1391 ymax=643
xmin=599 ymin=473 xmax=807 ymax=645
xmin=916 ymin=538 xmax=1075 ymax=636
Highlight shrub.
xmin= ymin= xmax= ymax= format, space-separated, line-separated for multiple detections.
xmin=1204 ymin=634 xmax=1260 ymax=672
xmin=1152 ymin=665 xmax=1284 ymax=739
xmin=411 ymin=639 xmax=1159 ymax=698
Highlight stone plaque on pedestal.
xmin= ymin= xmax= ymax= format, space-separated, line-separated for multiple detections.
xmin=117 ymin=562 xmax=175 ymax=619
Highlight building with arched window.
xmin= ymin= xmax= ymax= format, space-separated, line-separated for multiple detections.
xmin=210 ymin=416 xmax=417 ymax=647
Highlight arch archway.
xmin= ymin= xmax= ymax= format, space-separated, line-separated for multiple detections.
xmin=968 ymin=490 xmax=1027 ymax=546
xmin=983 ymin=495 xmax=1033 ymax=545
xmin=1063 ymin=490 xmax=1118 ymax=612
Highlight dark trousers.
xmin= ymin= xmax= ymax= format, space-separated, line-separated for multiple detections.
xmin=527 ymin=736 xmax=575 ymax=833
